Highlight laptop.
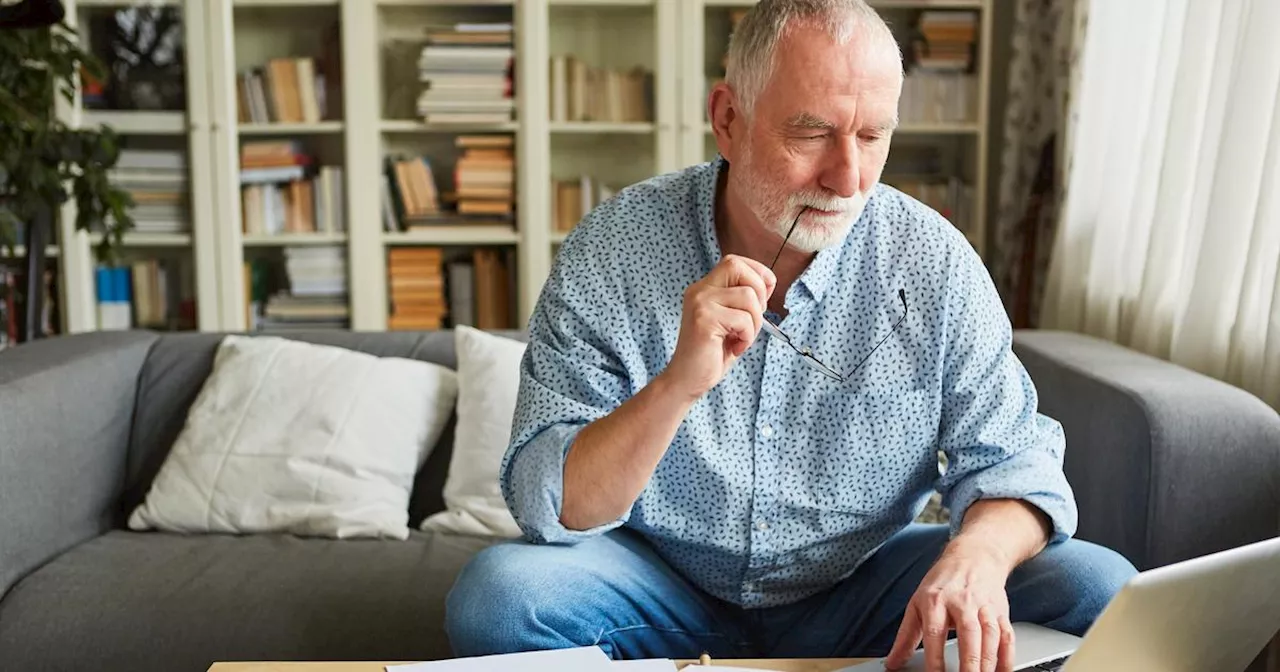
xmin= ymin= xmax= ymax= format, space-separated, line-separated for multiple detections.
xmin=839 ymin=535 xmax=1280 ymax=672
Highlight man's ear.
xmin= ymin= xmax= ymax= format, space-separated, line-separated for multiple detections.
xmin=707 ymin=82 xmax=743 ymax=163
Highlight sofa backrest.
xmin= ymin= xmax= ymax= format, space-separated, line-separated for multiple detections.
xmin=120 ymin=329 xmax=527 ymax=529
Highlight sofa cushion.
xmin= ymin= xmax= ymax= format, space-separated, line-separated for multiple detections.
xmin=121 ymin=330 xmax=529 ymax=531
xmin=122 ymin=331 xmax=461 ymax=524
xmin=0 ymin=529 xmax=500 ymax=671
xmin=128 ymin=335 xmax=460 ymax=540
xmin=422 ymin=326 xmax=527 ymax=538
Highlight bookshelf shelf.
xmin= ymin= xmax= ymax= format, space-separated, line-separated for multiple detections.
xmin=233 ymin=0 xmax=340 ymax=6
xmin=83 ymin=111 xmax=187 ymax=135
xmin=5 ymin=246 xmax=61 ymax=258
xmin=550 ymin=231 xmax=570 ymax=245
xmin=239 ymin=122 xmax=346 ymax=135
xmin=897 ymin=122 xmax=983 ymax=134
xmin=243 ymin=233 xmax=350 ymax=247
xmin=91 ymin=233 xmax=194 ymax=248
xmin=384 ymin=227 xmax=519 ymax=246
xmin=380 ymin=120 xmax=519 ymax=134
xmin=549 ymin=0 xmax=654 ymax=6
xmin=550 ymin=121 xmax=655 ymax=134
xmin=376 ymin=0 xmax=513 ymax=6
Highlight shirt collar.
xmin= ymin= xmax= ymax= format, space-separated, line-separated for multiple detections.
xmin=697 ymin=156 xmax=846 ymax=304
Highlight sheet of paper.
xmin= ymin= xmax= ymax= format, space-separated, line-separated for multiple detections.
xmin=687 ymin=667 xmax=784 ymax=672
xmin=386 ymin=646 xmax=612 ymax=672
xmin=607 ymin=660 xmax=678 ymax=671
xmin=691 ymin=667 xmax=784 ymax=672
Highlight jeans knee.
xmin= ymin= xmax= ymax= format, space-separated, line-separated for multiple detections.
xmin=1068 ymin=542 xmax=1137 ymax=620
xmin=446 ymin=543 xmax=541 ymax=655
xmin=445 ymin=541 xmax=589 ymax=656
xmin=1011 ymin=539 xmax=1138 ymax=636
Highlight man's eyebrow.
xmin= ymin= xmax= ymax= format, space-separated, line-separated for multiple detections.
xmin=784 ymin=112 xmax=837 ymax=131
xmin=783 ymin=113 xmax=900 ymax=135
xmin=870 ymin=117 xmax=899 ymax=134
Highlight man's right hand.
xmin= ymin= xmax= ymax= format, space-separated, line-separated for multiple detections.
xmin=661 ymin=254 xmax=777 ymax=401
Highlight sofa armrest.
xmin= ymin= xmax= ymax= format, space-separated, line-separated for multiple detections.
xmin=1013 ymin=330 xmax=1280 ymax=571
xmin=0 ymin=331 xmax=158 ymax=599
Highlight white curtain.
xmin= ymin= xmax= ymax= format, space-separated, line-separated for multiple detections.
xmin=1043 ymin=0 xmax=1280 ymax=410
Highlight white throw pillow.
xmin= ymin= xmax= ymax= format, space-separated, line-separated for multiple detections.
xmin=128 ymin=335 xmax=458 ymax=540
xmin=421 ymin=326 xmax=526 ymax=538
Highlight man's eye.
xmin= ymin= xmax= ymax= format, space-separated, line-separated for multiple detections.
xmin=798 ymin=134 xmax=826 ymax=141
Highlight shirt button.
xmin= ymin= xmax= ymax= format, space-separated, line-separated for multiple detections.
xmin=756 ymin=520 xmax=769 ymax=531
xmin=760 ymin=424 xmax=774 ymax=438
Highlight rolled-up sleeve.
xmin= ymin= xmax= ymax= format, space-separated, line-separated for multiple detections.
xmin=500 ymin=231 xmax=634 ymax=544
xmin=935 ymin=232 xmax=1078 ymax=545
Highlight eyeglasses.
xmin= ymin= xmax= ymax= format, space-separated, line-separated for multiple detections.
xmin=760 ymin=208 xmax=908 ymax=383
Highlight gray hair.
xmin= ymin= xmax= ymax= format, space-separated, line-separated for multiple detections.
xmin=725 ymin=0 xmax=902 ymax=118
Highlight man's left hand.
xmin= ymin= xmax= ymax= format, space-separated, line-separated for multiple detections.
xmin=884 ymin=538 xmax=1017 ymax=672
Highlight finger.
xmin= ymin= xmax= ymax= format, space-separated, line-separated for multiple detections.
xmin=922 ymin=601 xmax=950 ymax=672
xmin=727 ymin=254 xmax=778 ymax=298
xmin=979 ymin=606 xmax=1000 ymax=672
xmin=707 ymin=286 xmax=764 ymax=333
xmin=997 ymin=615 xmax=1015 ymax=672
xmin=713 ymin=255 xmax=772 ymax=307
xmin=713 ymin=304 xmax=757 ymax=357
xmin=885 ymin=605 xmax=924 ymax=670
xmin=952 ymin=603 xmax=982 ymax=672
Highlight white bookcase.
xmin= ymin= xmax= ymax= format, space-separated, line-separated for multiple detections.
xmin=53 ymin=0 xmax=991 ymax=335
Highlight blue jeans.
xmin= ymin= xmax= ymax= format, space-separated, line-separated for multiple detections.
xmin=445 ymin=524 xmax=1136 ymax=660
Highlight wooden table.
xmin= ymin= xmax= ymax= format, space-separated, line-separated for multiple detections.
xmin=207 ymin=659 xmax=870 ymax=672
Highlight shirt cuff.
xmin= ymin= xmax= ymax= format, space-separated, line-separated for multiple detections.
xmin=943 ymin=461 xmax=1078 ymax=546
xmin=502 ymin=422 xmax=629 ymax=544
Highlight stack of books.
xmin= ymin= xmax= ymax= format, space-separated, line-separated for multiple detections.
xmin=552 ymin=175 xmax=616 ymax=234
xmin=902 ymin=11 xmax=978 ymax=123
xmin=387 ymin=247 xmax=446 ymax=331
xmin=112 ymin=149 xmax=189 ymax=235
xmin=237 ymin=57 xmax=330 ymax=124
xmin=913 ymin=11 xmax=977 ymax=70
xmin=259 ymin=246 xmax=349 ymax=332
xmin=95 ymin=263 xmax=187 ymax=331
xmin=548 ymin=57 xmax=653 ymax=123
xmin=417 ymin=22 xmax=514 ymax=124
xmin=382 ymin=154 xmax=442 ymax=230
xmin=453 ymin=135 xmax=514 ymax=218
xmin=239 ymin=142 xmax=345 ymax=236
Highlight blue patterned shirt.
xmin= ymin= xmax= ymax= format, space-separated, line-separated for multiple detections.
xmin=501 ymin=158 xmax=1077 ymax=608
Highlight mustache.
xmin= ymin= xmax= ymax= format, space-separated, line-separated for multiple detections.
xmin=788 ymin=191 xmax=861 ymax=212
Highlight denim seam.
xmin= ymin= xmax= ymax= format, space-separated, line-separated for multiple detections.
xmin=591 ymin=623 xmax=750 ymax=649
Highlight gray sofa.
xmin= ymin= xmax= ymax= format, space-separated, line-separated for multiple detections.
xmin=0 ymin=329 xmax=1277 ymax=672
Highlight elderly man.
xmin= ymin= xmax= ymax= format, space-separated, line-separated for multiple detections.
xmin=445 ymin=1 xmax=1136 ymax=670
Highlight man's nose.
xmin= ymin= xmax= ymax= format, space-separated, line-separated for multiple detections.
xmin=819 ymin=134 xmax=860 ymax=199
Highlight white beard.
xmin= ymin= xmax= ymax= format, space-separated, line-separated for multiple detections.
xmin=733 ymin=147 xmax=871 ymax=253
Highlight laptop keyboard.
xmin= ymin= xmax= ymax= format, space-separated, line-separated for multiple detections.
xmin=1018 ymin=655 xmax=1071 ymax=671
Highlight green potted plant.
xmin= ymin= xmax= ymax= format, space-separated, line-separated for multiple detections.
xmin=1 ymin=9 xmax=135 ymax=339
